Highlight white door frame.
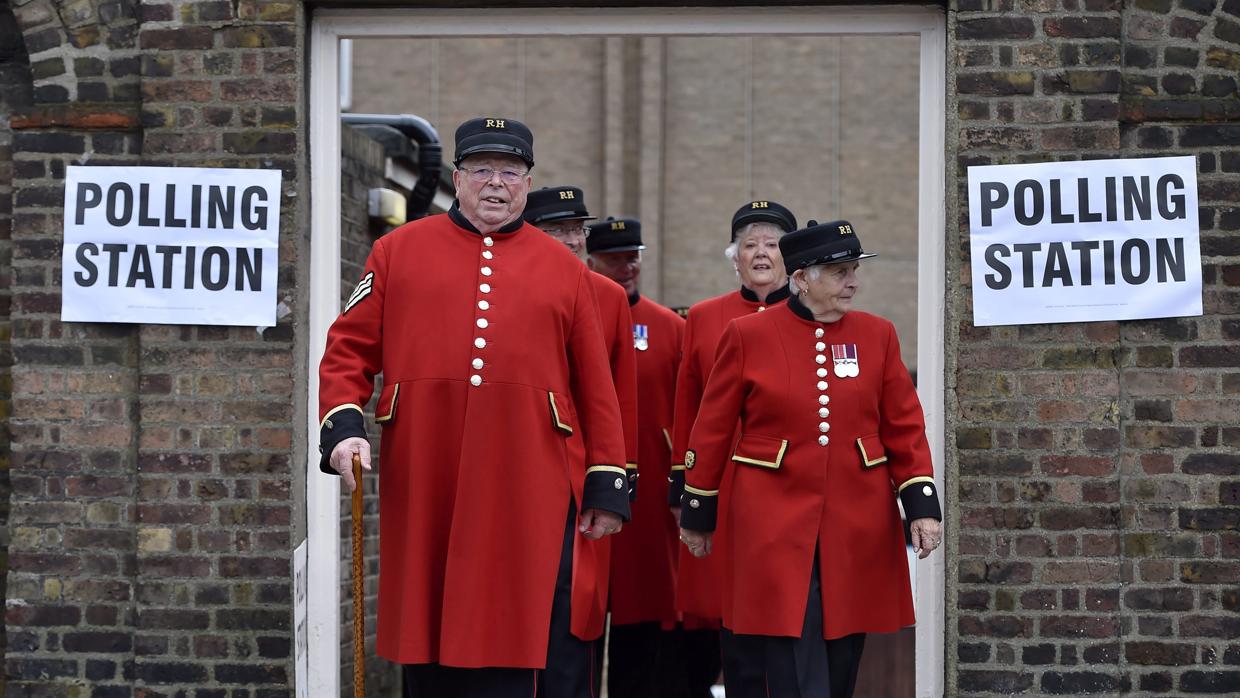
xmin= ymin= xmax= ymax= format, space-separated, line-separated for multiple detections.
xmin=308 ymin=7 xmax=947 ymax=696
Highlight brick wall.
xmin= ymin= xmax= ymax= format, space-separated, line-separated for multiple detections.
xmin=336 ymin=124 xmax=401 ymax=697
xmin=0 ymin=4 xmax=34 ymax=692
xmin=5 ymin=1 xmax=306 ymax=694
xmin=947 ymin=0 xmax=1240 ymax=694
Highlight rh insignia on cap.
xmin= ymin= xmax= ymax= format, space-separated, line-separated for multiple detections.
xmin=611 ymin=220 xmax=626 ymax=231
xmin=838 ymin=223 xmax=854 ymax=235
xmin=752 ymin=201 xmax=769 ymax=209
xmin=559 ymin=190 xmax=575 ymax=200
xmin=484 ymin=119 xmax=506 ymax=129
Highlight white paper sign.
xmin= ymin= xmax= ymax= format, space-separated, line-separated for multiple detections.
xmin=61 ymin=165 xmax=281 ymax=326
xmin=293 ymin=539 xmax=308 ymax=698
xmin=968 ymin=156 xmax=1201 ymax=326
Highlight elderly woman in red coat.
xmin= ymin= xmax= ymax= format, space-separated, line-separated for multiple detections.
xmin=678 ymin=220 xmax=942 ymax=698
xmin=669 ymin=200 xmax=798 ymax=696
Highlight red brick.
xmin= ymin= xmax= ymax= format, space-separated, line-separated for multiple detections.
xmin=141 ymin=27 xmax=214 ymax=50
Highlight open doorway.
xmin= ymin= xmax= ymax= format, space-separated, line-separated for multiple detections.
xmin=309 ymin=7 xmax=945 ymax=696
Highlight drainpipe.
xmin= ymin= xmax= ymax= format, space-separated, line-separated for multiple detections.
xmin=341 ymin=113 xmax=442 ymax=220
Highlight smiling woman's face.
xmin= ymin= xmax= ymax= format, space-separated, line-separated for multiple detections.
xmin=734 ymin=225 xmax=785 ymax=289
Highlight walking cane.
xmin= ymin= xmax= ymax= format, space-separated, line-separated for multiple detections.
xmin=352 ymin=453 xmax=366 ymax=696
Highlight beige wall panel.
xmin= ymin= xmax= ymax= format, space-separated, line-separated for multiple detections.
xmin=350 ymin=39 xmax=437 ymax=119
xmin=839 ymin=36 xmax=921 ymax=368
xmin=423 ymin=38 xmax=524 ymax=165
xmin=520 ymin=38 xmax=607 ymax=217
xmin=660 ymin=37 xmax=752 ymax=308
xmin=750 ymin=36 xmax=842 ymax=224
xmin=348 ymin=35 xmax=923 ymax=348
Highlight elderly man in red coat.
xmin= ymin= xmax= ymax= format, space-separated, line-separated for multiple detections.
xmin=586 ymin=217 xmax=687 ymax=698
xmin=318 ymin=117 xmax=630 ymax=698
xmin=524 ymin=186 xmax=640 ymax=492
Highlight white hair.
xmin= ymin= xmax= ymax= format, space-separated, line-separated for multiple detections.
xmin=788 ymin=265 xmax=823 ymax=295
xmin=724 ymin=221 xmax=785 ymax=262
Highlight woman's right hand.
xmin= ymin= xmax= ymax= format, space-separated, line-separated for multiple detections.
xmin=680 ymin=528 xmax=713 ymax=558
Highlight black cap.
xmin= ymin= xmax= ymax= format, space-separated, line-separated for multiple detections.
xmin=454 ymin=117 xmax=534 ymax=167
xmin=779 ymin=219 xmax=877 ymax=274
xmin=731 ymin=200 xmax=797 ymax=242
xmin=524 ymin=186 xmax=595 ymax=225
xmin=587 ymin=217 xmax=645 ymax=254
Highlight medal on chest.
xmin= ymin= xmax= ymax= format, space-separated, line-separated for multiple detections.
xmin=633 ymin=324 xmax=649 ymax=351
xmin=831 ymin=343 xmax=859 ymax=378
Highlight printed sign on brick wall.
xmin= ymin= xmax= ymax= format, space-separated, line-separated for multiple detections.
xmin=61 ymin=165 xmax=281 ymax=326
xmin=968 ymin=156 xmax=1201 ymax=327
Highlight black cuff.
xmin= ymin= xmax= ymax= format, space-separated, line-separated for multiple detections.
xmin=583 ymin=467 xmax=632 ymax=522
xmin=899 ymin=479 xmax=942 ymax=522
xmin=679 ymin=487 xmax=718 ymax=532
xmin=626 ymin=464 xmax=639 ymax=502
xmin=667 ymin=468 xmax=686 ymax=508
xmin=318 ymin=408 xmax=367 ymax=475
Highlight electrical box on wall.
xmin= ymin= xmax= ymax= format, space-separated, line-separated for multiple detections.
xmin=368 ymin=187 xmax=406 ymax=227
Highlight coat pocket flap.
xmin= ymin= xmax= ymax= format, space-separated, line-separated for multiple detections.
xmin=731 ymin=433 xmax=788 ymax=470
xmin=548 ymin=392 xmax=575 ymax=436
xmin=857 ymin=434 xmax=888 ymax=468
xmin=375 ymin=383 xmax=400 ymax=423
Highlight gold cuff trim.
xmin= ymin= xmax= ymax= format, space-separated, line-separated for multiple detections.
xmin=898 ymin=476 xmax=936 ymax=494
xmin=684 ymin=484 xmax=719 ymax=497
xmin=732 ymin=439 xmax=788 ymax=470
xmin=587 ymin=465 xmax=628 ymax=476
xmin=662 ymin=428 xmax=673 ymax=451
xmin=857 ymin=437 xmax=888 ymax=468
xmin=548 ymin=392 xmax=573 ymax=435
xmin=670 ymin=464 xmax=686 ymax=472
xmin=626 ymin=462 xmax=638 ymax=472
xmin=375 ymin=384 xmax=400 ymax=423
xmin=320 ymin=404 xmax=363 ymax=430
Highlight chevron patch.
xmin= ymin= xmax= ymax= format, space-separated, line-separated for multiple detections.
xmin=344 ymin=272 xmax=374 ymax=314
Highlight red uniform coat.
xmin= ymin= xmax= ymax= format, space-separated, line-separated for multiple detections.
xmin=318 ymin=210 xmax=629 ymax=668
xmin=609 ymin=295 xmax=685 ymax=626
xmin=587 ymin=272 xmax=640 ymax=481
xmin=567 ymin=270 xmax=638 ymax=648
xmin=669 ymin=286 xmax=789 ymax=621
xmin=680 ymin=298 xmax=941 ymax=639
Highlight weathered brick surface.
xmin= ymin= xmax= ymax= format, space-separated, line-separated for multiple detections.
xmin=5 ymin=0 xmax=304 ymax=694
xmin=3 ymin=0 xmax=1237 ymax=694
xmin=950 ymin=0 xmax=1240 ymax=695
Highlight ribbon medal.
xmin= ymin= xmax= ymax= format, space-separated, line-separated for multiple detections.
xmin=633 ymin=324 xmax=649 ymax=351
xmin=831 ymin=343 xmax=859 ymax=378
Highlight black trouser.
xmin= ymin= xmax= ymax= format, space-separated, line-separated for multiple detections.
xmin=681 ymin=627 xmax=722 ymax=697
xmin=825 ymin=633 xmax=866 ymax=698
xmin=404 ymin=502 xmax=596 ymax=698
xmin=607 ymin=622 xmax=719 ymax=698
xmin=727 ymin=556 xmax=867 ymax=698
xmin=607 ymin=621 xmax=660 ymax=698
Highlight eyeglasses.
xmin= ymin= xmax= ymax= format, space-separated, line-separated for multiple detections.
xmin=458 ymin=166 xmax=528 ymax=185
xmin=542 ymin=223 xmax=590 ymax=239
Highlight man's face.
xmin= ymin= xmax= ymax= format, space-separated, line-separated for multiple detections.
xmin=538 ymin=219 xmax=589 ymax=257
xmin=589 ymin=250 xmax=642 ymax=296
xmin=452 ymin=154 xmax=532 ymax=231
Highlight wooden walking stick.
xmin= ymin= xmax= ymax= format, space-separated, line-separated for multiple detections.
xmin=352 ymin=452 xmax=365 ymax=696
